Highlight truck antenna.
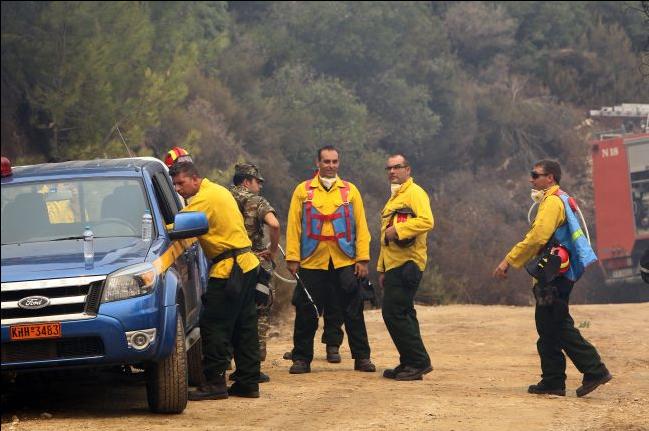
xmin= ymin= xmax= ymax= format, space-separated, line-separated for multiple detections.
xmin=115 ymin=125 xmax=133 ymax=157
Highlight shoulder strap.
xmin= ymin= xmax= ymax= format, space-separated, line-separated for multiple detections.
xmin=339 ymin=180 xmax=352 ymax=241
xmin=304 ymin=178 xmax=316 ymax=202
xmin=339 ymin=180 xmax=350 ymax=205
xmin=552 ymin=188 xmax=578 ymax=212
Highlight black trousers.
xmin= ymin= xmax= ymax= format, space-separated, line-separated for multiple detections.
xmin=200 ymin=267 xmax=260 ymax=391
xmin=535 ymin=276 xmax=607 ymax=388
xmin=381 ymin=261 xmax=431 ymax=369
xmin=321 ymin=290 xmax=345 ymax=347
xmin=292 ymin=262 xmax=371 ymax=363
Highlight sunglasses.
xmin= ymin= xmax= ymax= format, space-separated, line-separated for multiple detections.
xmin=530 ymin=171 xmax=549 ymax=179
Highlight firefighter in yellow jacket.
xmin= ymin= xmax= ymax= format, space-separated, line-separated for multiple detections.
xmin=493 ymin=160 xmax=611 ymax=397
xmin=169 ymin=161 xmax=261 ymax=400
xmin=285 ymin=145 xmax=375 ymax=374
xmin=378 ymin=154 xmax=435 ymax=381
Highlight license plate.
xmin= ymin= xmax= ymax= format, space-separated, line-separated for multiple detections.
xmin=10 ymin=323 xmax=61 ymax=340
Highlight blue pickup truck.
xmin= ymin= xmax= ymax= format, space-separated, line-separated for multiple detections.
xmin=0 ymin=157 xmax=209 ymax=413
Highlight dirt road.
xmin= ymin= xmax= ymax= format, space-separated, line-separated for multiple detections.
xmin=2 ymin=303 xmax=648 ymax=430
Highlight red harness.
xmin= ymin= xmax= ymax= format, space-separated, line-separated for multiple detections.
xmin=304 ymin=177 xmax=352 ymax=243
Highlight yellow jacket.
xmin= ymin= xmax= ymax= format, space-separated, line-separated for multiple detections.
xmin=39 ymin=185 xmax=76 ymax=223
xmin=377 ymin=178 xmax=434 ymax=272
xmin=182 ymin=178 xmax=259 ymax=278
xmin=506 ymin=185 xmax=566 ymax=268
xmin=286 ymin=177 xmax=371 ymax=269
xmin=46 ymin=200 xmax=75 ymax=223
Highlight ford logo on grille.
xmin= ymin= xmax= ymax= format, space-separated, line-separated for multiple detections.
xmin=17 ymin=296 xmax=51 ymax=310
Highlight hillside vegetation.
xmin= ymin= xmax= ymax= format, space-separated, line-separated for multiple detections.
xmin=2 ymin=1 xmax=648 ymax=303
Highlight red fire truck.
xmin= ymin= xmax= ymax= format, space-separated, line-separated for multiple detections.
xmin=591 ymin=133 xmax=649 ymax=283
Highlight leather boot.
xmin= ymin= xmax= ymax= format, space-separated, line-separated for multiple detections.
xmin=258 ymin=371 xmax=270 ymax=383
xmin=528 ymin=381 xmax=566 ymax=396
xmin=188 ymin=373 xmax=228 ymax=401
xmin=326 ymin=345 xmax=341 ymax=363
xmin=289 ymin=360 xmax=311 ymax=374
xmin=394 ymin=364 xmax=433 ymax=381
xmin=228 ymin=383 xmax=260 ymax=398
xmin=230 ymin=370 xmax=271 ymax=383
xmin=354 ymin=358 xmax=376 ymax=372
xmin=283 ymin=351 xmax=292 ymax=360
xmin=383 ymin=364 xmax=405 ymax=379
xmin=576 ymin=371 xmax=612 ymax=397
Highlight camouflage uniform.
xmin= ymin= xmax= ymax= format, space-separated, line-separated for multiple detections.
xmin=230 ymin=164 xmax=277 ymax=361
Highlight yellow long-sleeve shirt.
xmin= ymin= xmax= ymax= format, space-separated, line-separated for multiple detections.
xmin=286 ymin=177 xmax=371 ymax=269
xmin=506 ymin=185 xmax=566 ymax=268
xmin=377 ymin=178 xmax=434 ymax=272
xmin=182 ymin=178 xmax=259 ymax=278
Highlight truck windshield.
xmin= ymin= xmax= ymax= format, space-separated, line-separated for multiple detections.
xmin=1 ymin=178 xmax=151 ymax=244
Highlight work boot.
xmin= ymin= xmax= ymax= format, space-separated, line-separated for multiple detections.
xmin=326 ymin=345 xmax=341 ymax=363
xmin=228 ymin=383 xmax=260 ymax=398
xmin=229 ymin=370 xmax=271 ymax=383
xmin=527 ymin=381 xmax=566 ymax=396
xmin=382 ymin=364 xmax=405 ymax=379
xmin=289 ymin=360 xmax=311 ymax=374
xmin=394 ymin=364 xmax=433 ymax=381
xmin=283 ymin=351 xmax=292 ymax=360
xmin=354 ymin=358 xmax=376 ymax=372
xmin=258 ymin=371 xmax=270 ymax=383
xmin=576 ymin=371 xmax=613 ymax=397
xmin=188 ymin=373 xmax=228 ymax=401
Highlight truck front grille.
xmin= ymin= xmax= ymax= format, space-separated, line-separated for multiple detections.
xmin=1 ymin=276 xmax=105 ymax=324
xmin=1 ymin=337 xmax=104 ymax=362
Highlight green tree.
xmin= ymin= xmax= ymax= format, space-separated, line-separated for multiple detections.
xmin=1 ymin=1 xmax=196 ymax=160
xmin=262 ymin=63 xmax=373 ymax=178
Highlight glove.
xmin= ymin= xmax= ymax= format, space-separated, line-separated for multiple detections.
xmin=255 ymin=266 xmax=273 ymax=307
xmin=255 ymin=282 xmax=271 ymax=307
xmin=359 ymin=278 xmax=377 ymax=307
xmin=345 ymin=277 xmax=376 ymax=315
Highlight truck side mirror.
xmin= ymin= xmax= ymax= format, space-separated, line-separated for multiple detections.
xmin=169 ymin=211 xmax=208 ymax=240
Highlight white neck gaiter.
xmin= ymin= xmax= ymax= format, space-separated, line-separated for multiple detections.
xmin=391 ymin=183 xmax=402 ymax=197
xmin=319 ymin=175 xmax=337 ymax=190
xmin=530 ymin=188 xmax=546 ymax=204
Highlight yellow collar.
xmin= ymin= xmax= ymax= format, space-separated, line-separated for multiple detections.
xmin=389 ymin=177 xmax=413 ymax=199
xmin=542 ymin=184 xmax=561 ymax=201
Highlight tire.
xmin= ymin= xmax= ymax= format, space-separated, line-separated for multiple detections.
xmin=146 ymin=314 xmax=188 ymax=414
xmin=186 ymin=336 xmax=204 ymax=387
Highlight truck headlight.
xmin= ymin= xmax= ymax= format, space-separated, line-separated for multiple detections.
xmin=101 ymin=263 xmax=158 ymax=303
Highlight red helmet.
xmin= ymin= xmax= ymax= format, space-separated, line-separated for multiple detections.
xmin=1 ymin=156 xmax=12 ymax=177
xmin=164 ymin=147 xmax=192 ymax=168
xmin=551 ymin=245 xmax=570 ymax=274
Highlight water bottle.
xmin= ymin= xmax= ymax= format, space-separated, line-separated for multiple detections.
xmin=141 ymin=210 xmax=153 ymax=241
xmin=83 ymin=226 xmax=94 ymax=263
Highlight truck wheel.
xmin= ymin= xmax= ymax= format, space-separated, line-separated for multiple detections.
xmin=146 ymin=314 xmax=188 ymax=414
xmin=187 ymin=337 xmax=204 ymax=386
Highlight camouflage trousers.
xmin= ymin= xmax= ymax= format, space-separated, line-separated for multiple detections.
xmin=257 ymin=281 xmax=277 ymax=362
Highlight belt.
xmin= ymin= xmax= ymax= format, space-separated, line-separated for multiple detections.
xmin=211 ymin=247 xmax=251 ymax=265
